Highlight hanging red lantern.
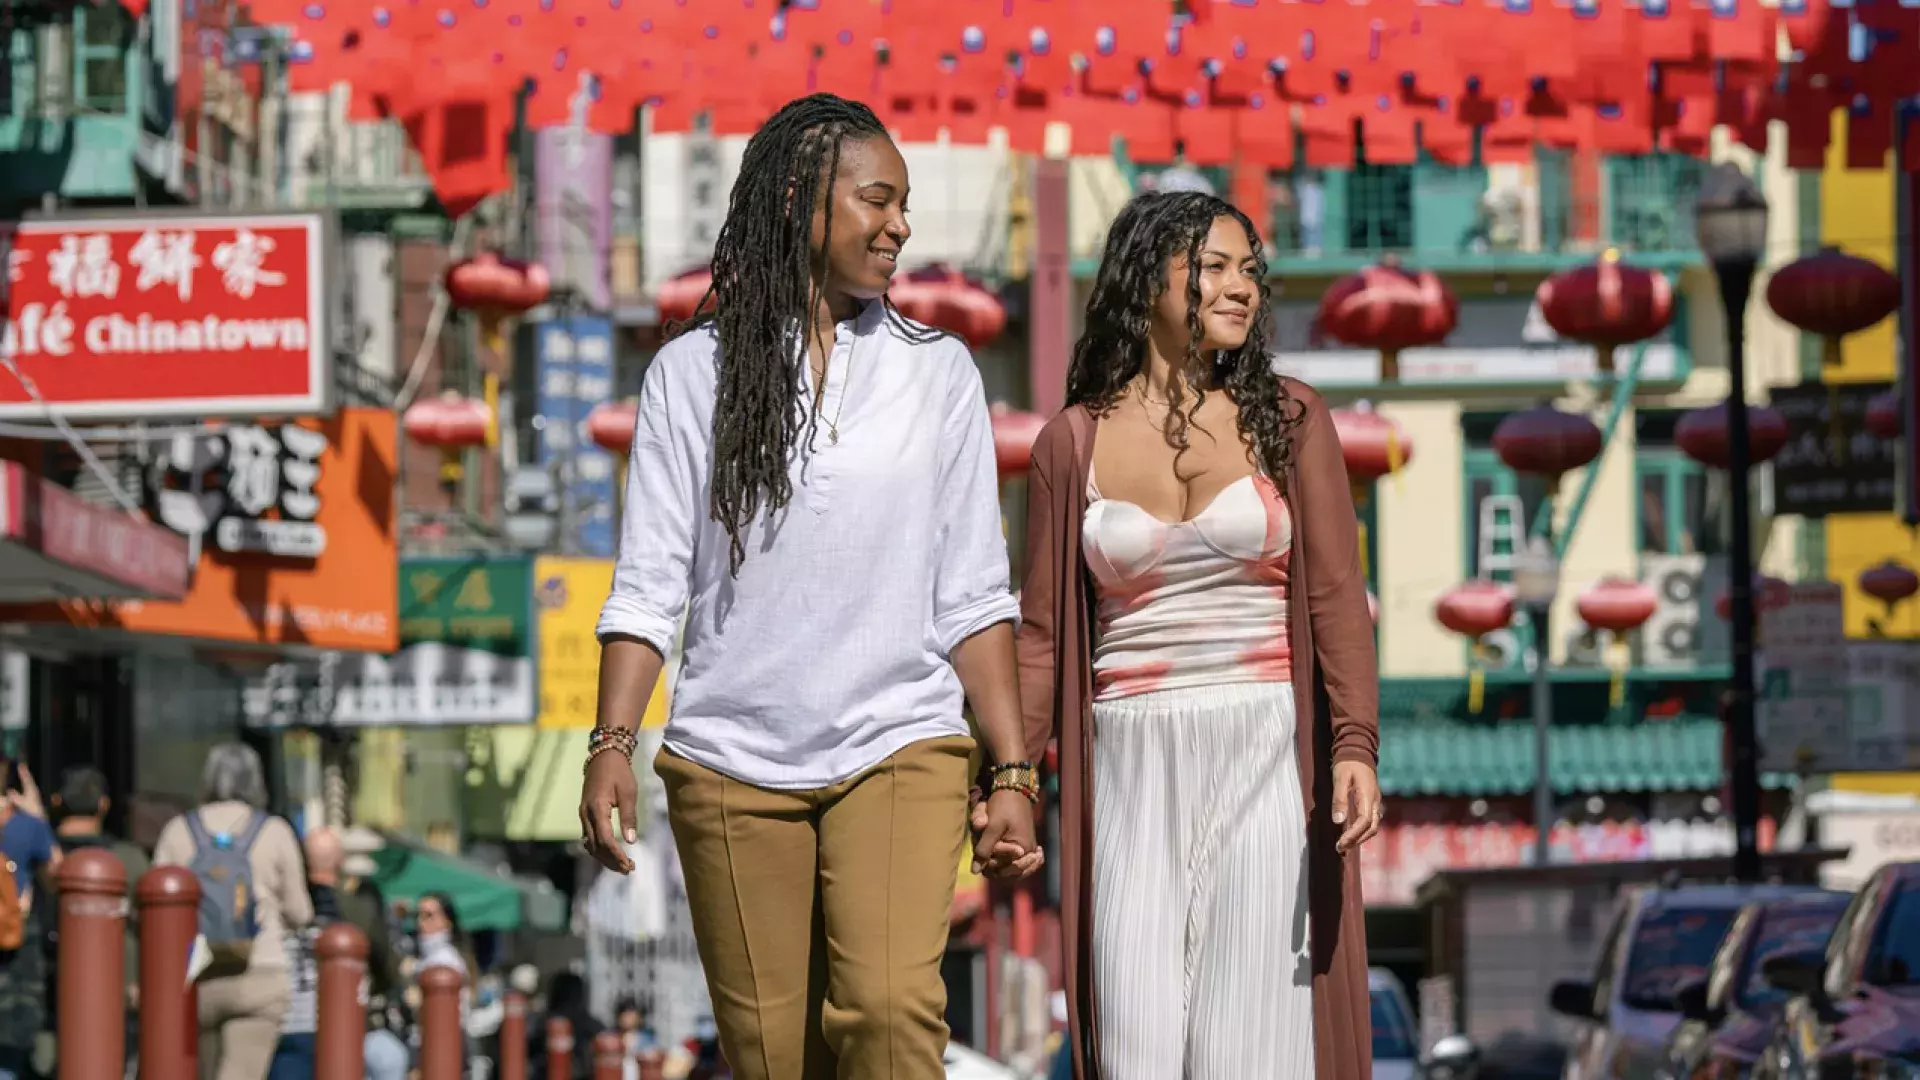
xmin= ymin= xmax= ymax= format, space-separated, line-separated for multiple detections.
xmin=1492 ymin=405 xmax=1604 ymax=481
xmin=444 ymin=252 xmax=551 ymax=316
xmin=889 ymin=265 xmax=1008 ymax=348
xmin=1764 ymin=248 xmax=1900 ymax=367
xmin=1673 ymin=403 xmax=1791 ymax=469
xmin=1535 ymin=251 xmax=1674 ymax=375
xmin=990 ymin=403 xmax=1048 ymax=480
xmin=1316 ymin=259 xmax=1458 ymax=383
xmin=1866 ymin=391 xmax=1902 ymax=440
xmin=1859 ymin=560 xmax=1920 ymax=609
xmin=1331 ymin=401 xmax=1414 ymax=493
xmin=403 ymin=391 xmax=493 ymax=485
xmin=656 ymin=267 xmax=716 ymax=327
xmin=588 ymin=400 xmax=639 ymax=455
xmin=1435 ymin=580 xmax=1516 ymax=639
xmin=1576 ymin=577 xmax=1659 ymax=634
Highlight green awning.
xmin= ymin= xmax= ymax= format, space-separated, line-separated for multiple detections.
xmin=1377 ymin=716 xmax=1794 ymax=797
xmin=367 ymin=843 xmax=565 ymax=933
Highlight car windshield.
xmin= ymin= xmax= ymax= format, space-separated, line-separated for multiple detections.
xmin=1737 ymin=906 xmax=1847 ymax=1009
xmin=1371 ymin=988 xmax=1418 ymax=1060
xmin=1621 ymin=906 xmax=1741 ymax=1012
xmin=1867 ymin=884 xmax=1920 ymax=988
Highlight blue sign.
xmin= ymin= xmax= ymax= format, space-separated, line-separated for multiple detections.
xmin=536 ymin=314 xmax=617 ymax=557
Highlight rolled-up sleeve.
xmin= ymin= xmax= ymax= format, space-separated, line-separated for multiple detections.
xmin=596 ymin=352 xmax=699 ymax=655
xmin=931 ymin=348 xmax=1020 ymax=654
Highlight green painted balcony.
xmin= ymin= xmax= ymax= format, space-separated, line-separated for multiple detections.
xmin=0 ymin=5 xmax=145 ymax=205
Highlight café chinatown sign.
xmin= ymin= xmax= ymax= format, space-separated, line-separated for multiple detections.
xmin=0 ymin=212 xmax=330 ymax=421
xmin=198 ymin=0 xmax=1915 ymax=216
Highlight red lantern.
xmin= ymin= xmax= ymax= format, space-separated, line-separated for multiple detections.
xmin=990 ymin=403 xmax=1048 ymax=480
xmin=1316 ymin=260 xmax=1458 ymax=382
xmin=588 ymin=400 xmax=639 ymax=455
xmin=1331 ymin=402 xmax=1414 ymax=490
xmin=1866 ymin=391 xmax=1902 ymax=440
xmin=1576 ymin=577 xmax=1659 ymax=634
xmin=657 ymin=267 xmax=715 ymax=327
xmin=1673 ymin=403 xmax=1790 ymax=469
xmin=1435 ymin=580 xmax=1516 ymax=639
xmin=889 ymin=265 xmax=1008 ymax=348
xmin=444 ymin=252 xmax=551 ymax=316
xmin=1859 ymin=560 xmax=1920 ymax=608
xmin=1535 ymin=252 xmax=1674 ymax=375
xmin=1492 ymin=405 xmax=1604 ymax=480
xmin=403 ymin=391 xmax=492 ymax=449
xmin=1764 ymin=248 xmax=1900 ymax=367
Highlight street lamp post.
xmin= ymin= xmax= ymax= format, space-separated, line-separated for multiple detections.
xmin=1514 ymin=537 xmax=1563 ymax=867
xmin=1696 ymin=163 xmax=1771 ymax=884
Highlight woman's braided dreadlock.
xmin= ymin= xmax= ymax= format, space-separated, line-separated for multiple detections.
xmin=678 ymin=93 xmax=943 ymax=573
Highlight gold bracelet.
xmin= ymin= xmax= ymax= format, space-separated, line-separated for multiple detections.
xmin=989 ymin=776 xmax=1041 ymax=804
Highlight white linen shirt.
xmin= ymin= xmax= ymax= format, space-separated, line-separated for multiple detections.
xmin=595 ymin=301 xmax=1019 ymax=790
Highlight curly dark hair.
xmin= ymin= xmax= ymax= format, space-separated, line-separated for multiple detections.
xmin=1064 ymin=191 xmax=1301 ymax=483
xmin=676 ymin=93 xmax=942 ymax=572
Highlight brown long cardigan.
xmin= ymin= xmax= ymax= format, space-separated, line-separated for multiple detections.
xmin=1014 ymin=378 xmax=1381 ymax=1080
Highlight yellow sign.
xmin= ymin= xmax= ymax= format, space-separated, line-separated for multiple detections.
xmin=534 ymin=557 xmax=669 ymax=730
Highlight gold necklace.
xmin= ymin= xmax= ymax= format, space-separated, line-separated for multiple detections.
xmin=810 ymin=333 xmax=855 ymax=446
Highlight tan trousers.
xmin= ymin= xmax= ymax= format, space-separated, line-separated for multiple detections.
xmin=658 ymin=736 xmax=973 ymax=1080
xmin=196 ymin=967 xmax=291 ymax=1080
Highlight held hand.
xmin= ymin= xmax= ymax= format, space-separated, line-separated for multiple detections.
xmin=579 ymin=751 xmax=640 ymax=874
xmin=9 ymin=762 xmax=46 ymax=821
xmin=1332 ymin=760 xmax=1383 ymax=854
xmin=972 ymin=789 xmax=1044 ymax=880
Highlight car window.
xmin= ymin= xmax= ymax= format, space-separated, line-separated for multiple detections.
xmin=1705 ymin=907 xmax=1756 ymax=1011
xmin=1620 ymin=906 xmax=1740 ymax=1012
xmin=1737 ymin=904 xmax=1849 ymax=1010
xmin=1864 ymin=883 xmax=1920 ymax=988
xmin=1370 ymin=988 xmax=1418 ymax=1061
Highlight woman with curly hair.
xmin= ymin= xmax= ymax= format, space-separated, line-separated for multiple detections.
xmin=580 ymin=92 xmax=1042 ymax=1079
xmin=1006 ymin=191 xmax=1383 ymax=1078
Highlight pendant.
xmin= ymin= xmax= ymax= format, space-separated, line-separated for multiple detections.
xmin=828 ymin=426 xmax=840 ymax=445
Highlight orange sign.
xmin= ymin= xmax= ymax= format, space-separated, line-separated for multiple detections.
xmin=14 ymin=408 xmax=399 ymax=652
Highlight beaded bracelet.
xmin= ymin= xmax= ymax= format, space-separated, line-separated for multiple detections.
xmin=584 ymin=726 xmax=639 ymax=776
xmin=988 ymin=762 xmax=1041 ymax=804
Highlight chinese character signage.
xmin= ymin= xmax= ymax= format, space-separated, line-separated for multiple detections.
xmin=536 ymin=315 xmax=617 ymax=557
xmin=400 ymin=556 xmax=534 ymax=655
xmin=533 ymin=556 xmax=669 ymax=730
xmin=534 ymin=129 xmax=612 ymax=312
xmin=1769 ymin=382 xmax=1898 ymax=517
xmin=3 ymin=409 xmax=398 ymax=652
xmin=0 ymin=213 xmax=329 ymax=420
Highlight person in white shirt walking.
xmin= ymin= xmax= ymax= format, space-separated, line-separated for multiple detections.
xmin=580 ymin=92 xmax=1043 ymax=1080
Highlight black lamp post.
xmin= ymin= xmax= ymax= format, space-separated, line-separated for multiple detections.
xmin=1695 ymin=162 xmax=1770 ymax=884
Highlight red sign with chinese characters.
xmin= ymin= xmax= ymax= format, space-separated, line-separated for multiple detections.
xmin=0 ymin=213 xmax=329 ymax=420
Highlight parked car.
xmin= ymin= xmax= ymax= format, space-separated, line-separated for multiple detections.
xmin=1550 ymin=882 xmax=1825 ymax=1080
xmin=1656 ymin=890 xmax=1852 ymax=1080
xmin=1753 ymin=860 xmax=1920 ymax=1078
xmin=1371 ymin=967 xmax=1481 ymax=1080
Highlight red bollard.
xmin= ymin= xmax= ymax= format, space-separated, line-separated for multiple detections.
xmin=418 ymin=965 xmax=466 ymax=1080
xmin=545 ymin=1017 xmax=575 ymax=1080
xmin=57 ymin=848 xmax=128 ymax=1080
xmin=591 ymin=1031 xmax=624 ymax=1080
xmin=137 ymin=867 xmax=201 ymax=1080
xmin=636 ymin=1049 xmax=666 ymax=1080
xmin=315 ymin=923 xmax=369 ymax=1080
xmin=497 ymin=991 xmax=529 ymax=1080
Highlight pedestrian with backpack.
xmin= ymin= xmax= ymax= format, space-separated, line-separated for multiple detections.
xmin=154 ymin=743 xmax=313 ymax=1080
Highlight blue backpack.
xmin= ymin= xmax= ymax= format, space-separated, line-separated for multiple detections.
xmin=185 ymin=810 xmax=268 ymax=970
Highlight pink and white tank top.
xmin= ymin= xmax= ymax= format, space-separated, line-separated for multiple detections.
xmin=1084 ymin=468 xmax=1294 ymax=701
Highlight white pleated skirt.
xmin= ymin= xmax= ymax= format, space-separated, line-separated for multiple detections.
xmin=1090 ymin=680 xmax=1316 ymax=1079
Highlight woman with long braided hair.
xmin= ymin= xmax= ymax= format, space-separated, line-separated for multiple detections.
xmin=1008 ymin=191 xmax=1382 ymax=1078
xmin=581 ymin=93 xmax=1042 ymax=1079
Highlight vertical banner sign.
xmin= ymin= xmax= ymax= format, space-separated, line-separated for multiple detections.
xmin=534 ymin=127 xmax=614 ymax=313
xmin=536 ymin=315 xmax=618 ymax=557
xmin=1898 ymin=101 xmax=1920 ymax=525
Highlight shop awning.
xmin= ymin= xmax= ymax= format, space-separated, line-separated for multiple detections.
xmin=367 ymin=841 xmax=567 ymax=933
xmin=1378 ymin=716 xmax=1795 ymax=797
xmin=0 ymin=461 xmax=191 ymax=602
